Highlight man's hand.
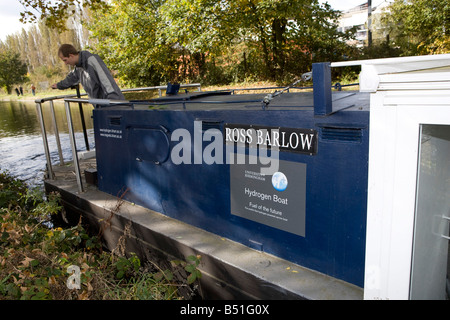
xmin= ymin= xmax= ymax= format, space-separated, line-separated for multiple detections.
xmin=51 ymin=84 xmax=58 ymax=89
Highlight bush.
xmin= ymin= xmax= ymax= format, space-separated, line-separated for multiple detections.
xmin=0 ymin=170 xmax=201 ymax=300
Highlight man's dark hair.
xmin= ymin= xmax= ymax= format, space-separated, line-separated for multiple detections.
xmin=58 ymin=44 xmax=79 ymax=57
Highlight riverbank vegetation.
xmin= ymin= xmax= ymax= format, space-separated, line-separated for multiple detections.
xmin=0 ymin=0 xmax=448 ymax=96
xmin=0 ymin=170 xmax=201 ymax=300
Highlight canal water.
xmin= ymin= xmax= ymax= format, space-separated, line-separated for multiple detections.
xmin=0 ymin=99 xmax=95 ymax=187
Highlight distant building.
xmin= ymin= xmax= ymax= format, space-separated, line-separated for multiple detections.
xmin=336 ymin=1 xmax=392 ymax=47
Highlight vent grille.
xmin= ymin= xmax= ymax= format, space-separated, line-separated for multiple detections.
xmin=321 ymin=127 xmax=362 ymax=142
xmin=109 ymin=117 xmax=122 ymax=126
xmin=201 ymin=121 xmax=222 ymax=132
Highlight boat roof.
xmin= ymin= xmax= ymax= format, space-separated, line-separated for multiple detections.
xmin=112 ymin=90 xmax=370 ymax=112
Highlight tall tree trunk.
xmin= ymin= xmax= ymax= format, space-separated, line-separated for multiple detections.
xmin=271 ymin=18 xmax=287 ymax=80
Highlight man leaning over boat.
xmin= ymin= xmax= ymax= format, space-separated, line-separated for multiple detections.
xmin=51 ymin=43 xmax=125 ymax=102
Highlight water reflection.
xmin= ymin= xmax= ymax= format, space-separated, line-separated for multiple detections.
xmin=0 ymin=100 xmax=40 ymax=138
xmin=0 ymin=100 xmax=95 ymax=186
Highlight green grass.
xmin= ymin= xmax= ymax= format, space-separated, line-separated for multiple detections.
xmin=0 ymin=89 xmax=80 ymax=102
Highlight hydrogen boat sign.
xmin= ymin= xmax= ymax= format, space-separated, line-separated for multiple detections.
xmin=230 ymin=154 xmax=307 ymax=237
xmin=226 ymin=124 xmax=312 ymax=237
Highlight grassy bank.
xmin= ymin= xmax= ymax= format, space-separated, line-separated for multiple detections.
xmin=0 ymin=89 xmax=80 ymax=102
xmin=0 ymin=171 xmax=201 ymax=300
xmin=0 ymin=77 xmax=358 ymax=102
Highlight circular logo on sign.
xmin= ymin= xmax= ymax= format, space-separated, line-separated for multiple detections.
xmin=272 ymin=172 xmax=288 ymax=192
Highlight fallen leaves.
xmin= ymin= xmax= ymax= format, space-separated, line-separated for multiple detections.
xmin=20 ymin=256 xmax=35 ymax=268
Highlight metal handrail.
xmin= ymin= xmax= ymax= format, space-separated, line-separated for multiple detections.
xmin=35 ymin=83 xmax=201 ymax=193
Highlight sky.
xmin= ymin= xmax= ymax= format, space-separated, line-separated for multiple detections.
xmin=0 ymin=0 xmax=30 ymax=41
xmin=0 ymin=0 xmax=383 ymax=42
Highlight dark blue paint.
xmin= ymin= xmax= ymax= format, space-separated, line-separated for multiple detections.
xmin=94 ymin=106 xmax=369 ymax=287
xmin=313 ymin=62 xmax=332 ymax=116
xmin=93 ymin=64 xmax=370 ymax=287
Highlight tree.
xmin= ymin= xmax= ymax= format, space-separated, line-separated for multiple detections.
xmin=89 ymin=0 xmax=169 ymax=87
xmin=157 ymin=0 xmax=351 ymax=82
xmin=89 ymin=0 xmax=354 ymax=85
xmin=381 ymin=0 xmax=450 ymax=55
xmin=16 ymin=0 xmax=357 ymax=86
xmin=1 ymin=7 xmax=94 ymax=91
xmin=0 ymin=50 xmax=28 ymax=94
xmin=18 ymin=0 xmax=107 ymax=30
xmin=158 ymin=0 xmax=233 ymax=82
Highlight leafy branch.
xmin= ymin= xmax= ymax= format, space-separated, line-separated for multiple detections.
xmin=18 ymin=0 xmax=107 ymax=30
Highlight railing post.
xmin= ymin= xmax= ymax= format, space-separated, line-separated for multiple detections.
xmin=64 ymin=100 xmax=84 ymax=193
xmin=49 ymin=100 xmax=64 ymax=165
xmin=74 ymin=84 xmax=90 ymax=151
xmin=35 ymin=102 xmax=54 ymax=179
